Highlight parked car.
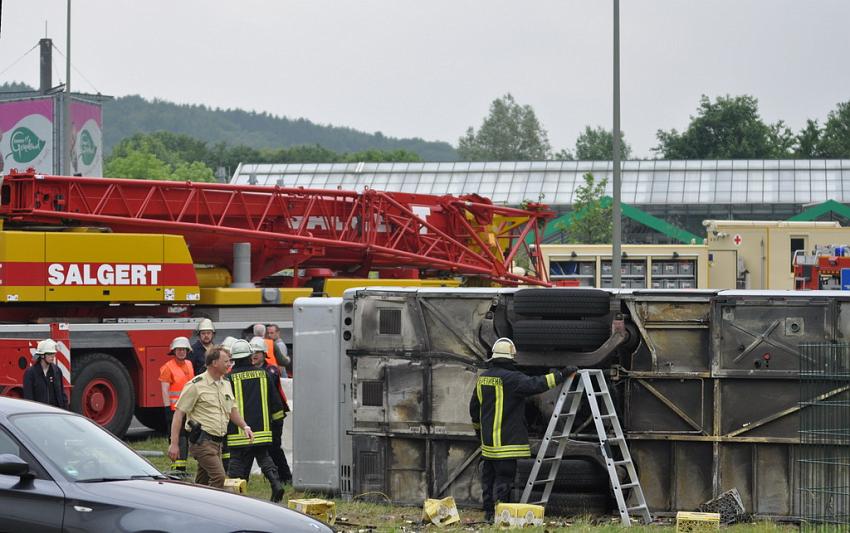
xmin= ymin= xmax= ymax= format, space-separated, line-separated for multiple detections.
xmin=0 ymin=396 xmax=332 ymax=532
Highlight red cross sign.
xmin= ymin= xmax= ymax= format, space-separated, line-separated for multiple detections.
xmin=733 ymin=234 xmax=742 ymax=246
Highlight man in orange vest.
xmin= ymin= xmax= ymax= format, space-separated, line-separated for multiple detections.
xmin=160 ymin=336 xmax=195 ymax=473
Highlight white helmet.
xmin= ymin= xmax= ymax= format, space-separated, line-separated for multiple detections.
xmin=221 ymin=336 xmax=237 ymax=353
xmin=230 ymin=339 xmax=253 ymax=360
xmin=490 ymin=337 xmax=516 ymax=360
xmin=249 ymin=336 xmax=267 ymax=354
xmin=34 ymin=338 xmax=58 ymax=361
xmin=169 ymin=336 xmax=192 ymax=355
xmin=196 ymin=318 xmax=215 ymax=333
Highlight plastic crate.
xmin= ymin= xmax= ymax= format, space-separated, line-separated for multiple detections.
xmin=494 ymin=503 xmax=544 ymax=528
xmin=288 ymin=498 xmax=336 ymax=525
xmin=675 ymin=511 xmax=720 ymax=532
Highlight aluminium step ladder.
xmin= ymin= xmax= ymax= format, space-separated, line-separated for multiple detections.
xmin=520 ymin=369 xmax=652 ymax=526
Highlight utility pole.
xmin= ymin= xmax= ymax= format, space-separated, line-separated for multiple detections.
xmin=63 ymin=0 xmax=72 ymax=175
xmin=611 ymin=0 xmax=622 ymax=289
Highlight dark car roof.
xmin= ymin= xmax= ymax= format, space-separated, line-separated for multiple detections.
xmin=0 ymin=396 xmax=69 ymax=416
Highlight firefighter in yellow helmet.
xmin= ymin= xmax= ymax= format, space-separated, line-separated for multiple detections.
xmin=469 ymin=337 xmax=576 ymax=522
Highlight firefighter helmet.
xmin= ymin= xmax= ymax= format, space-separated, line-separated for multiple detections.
xmin=196 ymin=318 xmax=215 ymax=333
xmin=230 ymin=339 xmax=253 ymax=360
xmin=169 ymin=336 xmax=192 ymax=355
xmin=221 ymin=336 xmax=237 ymax=352
xmin=249 ymin=336 xmax=267 ymax=354
xmin=33 ymin=338 xmax=58 ymax=361
xmin=490 ymin=337 xmax=516 ymax=359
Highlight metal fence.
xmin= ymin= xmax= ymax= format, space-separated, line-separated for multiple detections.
xmin=799 ymin=343 xmax=850 ymax=530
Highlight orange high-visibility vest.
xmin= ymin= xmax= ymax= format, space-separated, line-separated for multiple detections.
xmin=162 ymin=359 xmax=194 ymax=410
xmin=264 ymin=338 xmax=277 ymax=367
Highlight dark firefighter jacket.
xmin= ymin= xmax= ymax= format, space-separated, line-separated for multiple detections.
xmin=469 ymin=359 xmax=563 ymax=460
xmin=190 ymin=340 xmax=212 ymax=376
xmin=226 ymin=360 xmax=283 ymax=448
xmin=23 ymin=362 xmax=67 ymax=409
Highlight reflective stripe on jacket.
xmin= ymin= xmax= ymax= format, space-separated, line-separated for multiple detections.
xmin=226 ymin=364 xmax=283 ymax=447
xmin=469 ymin=359 xmax=561 ymax=460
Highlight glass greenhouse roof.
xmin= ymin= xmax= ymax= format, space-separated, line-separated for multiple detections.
xmin=231 ymin=160 xmax=850 ymax=206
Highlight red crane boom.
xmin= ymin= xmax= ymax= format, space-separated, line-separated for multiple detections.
xmin=0 ymin=170 xmax=553 ymax=286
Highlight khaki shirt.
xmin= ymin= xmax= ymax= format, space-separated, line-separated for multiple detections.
xmin=175 ymin=371 xmax=235 ymax=437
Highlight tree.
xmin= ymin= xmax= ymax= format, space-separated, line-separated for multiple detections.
xmin=104 ymin=149 xmax=171 ymax=180
xmin=574 ymin=126 xmax=632 ymax=160
xmin=654 ymin=95 xmax=792 ymax=159
xmin=795 ymin=119 xmax=825 ymax=158
xmin=820 ymin=101 xmax=850 ymax=157
xmin=458 ymin=94 xmax=552 ymax=161
xmin=554 ymin=173 xmax=612 ymax=243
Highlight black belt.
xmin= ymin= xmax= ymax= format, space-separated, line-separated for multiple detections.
xmin=201 ymin=431 xmax=224 ymax=443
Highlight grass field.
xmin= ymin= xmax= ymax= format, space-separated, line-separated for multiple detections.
xmin=128 ymin=436 xmax=797 ymax=532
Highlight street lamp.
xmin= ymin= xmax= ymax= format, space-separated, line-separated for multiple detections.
xmin=611 ymin=0 xmax=622 ymax=289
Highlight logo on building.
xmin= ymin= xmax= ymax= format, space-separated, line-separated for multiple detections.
xmin=8 ymin=127 xmax=46 ymax=163
xmin=79 ymin=129 xmax=98 ymax=166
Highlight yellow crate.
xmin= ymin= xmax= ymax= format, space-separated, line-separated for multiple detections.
xmin=675 ymin=511 xmax=720 ymax=532
xmin=288 ymin=498 xmax=336 ymax=525
xmin=223 ymin=477 xmax=246 ymax=494
xmin=494 ymin=503 xmax=544 ymax=529
xmin=422 ymin=496 xmax=460 ymax=527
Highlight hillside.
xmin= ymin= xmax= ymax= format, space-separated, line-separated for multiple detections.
xmin=0 ymin=83 xmax=458 ymax=161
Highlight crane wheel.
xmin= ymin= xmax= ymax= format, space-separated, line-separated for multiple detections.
xmin=71 ymin=353 xmax=135 ymax=438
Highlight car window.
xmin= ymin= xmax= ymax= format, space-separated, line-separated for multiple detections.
xmin=0 ymin=425 xmax=50 ymax=480
xmin=10 ymin=413 xmax=161 ymax=482
xmin=0 ymin=427 xmax=19 ymax=456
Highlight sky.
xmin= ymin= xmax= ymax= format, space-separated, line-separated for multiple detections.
xmin=2 ymin=1 xmax=849 ymax=158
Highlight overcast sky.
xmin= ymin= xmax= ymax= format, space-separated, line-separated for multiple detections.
xmin=2 ymin=1 xmax=849 ymax=158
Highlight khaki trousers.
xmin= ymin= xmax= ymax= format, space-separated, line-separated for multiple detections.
xmin=189 ymin=439 xmax=226 ymax=488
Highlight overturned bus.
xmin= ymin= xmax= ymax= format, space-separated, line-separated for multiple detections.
xmin=292 ymin=287 xmax=848 ymax=518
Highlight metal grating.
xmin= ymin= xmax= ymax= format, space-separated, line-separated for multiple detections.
xmin=798 ymin=343 xmax=850 ymax=531
xmin=379 ymin=309 xmax=402 ymax=335
xmin=361 ymin=380 xmax=384 ymax=407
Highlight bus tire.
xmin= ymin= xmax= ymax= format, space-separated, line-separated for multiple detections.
xmin=514 ymin=289 xmax=610 ymax=318
xmin=512 ymin=320 xmax=610 ymax=351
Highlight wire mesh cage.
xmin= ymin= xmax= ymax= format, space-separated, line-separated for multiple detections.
xmin=798 ymin=342 xmax=850 ymax=531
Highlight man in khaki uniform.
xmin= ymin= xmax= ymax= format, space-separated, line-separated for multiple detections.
xmin=168 ymin=345 xmax=254 ymax=488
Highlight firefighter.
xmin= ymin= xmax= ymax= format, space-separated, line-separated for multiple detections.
xmin=250 ymin=336 xmax=293 ymax=485
xmin=469 ymin=337 xmax=576 ymax=522
xmin=169 ymin=345 xmax=253 ymax=489
xmin=22 ymin=339 xmax=68 ymax=409
xmin=189 ymin=318 xmax=216 ymax=375
xmin=159 ymin=336 xmax=194 ymax=474
xmin=226 ymin=339 xmax=285 ymax=502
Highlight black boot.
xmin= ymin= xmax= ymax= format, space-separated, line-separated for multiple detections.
xmin=270 ymin=479 xmax=284 ymax=503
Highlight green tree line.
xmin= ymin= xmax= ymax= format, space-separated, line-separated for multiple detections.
xmin=104 ymin=131 xmax=423 ymax=182
xmin=459 ymin=93 xmax=850 ymax=161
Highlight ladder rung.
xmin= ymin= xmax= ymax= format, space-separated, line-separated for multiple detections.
xmin=539 ymin=457 xmax=561 ymax=463
xmin=619 ymin=482 xmax=640 ymax=489
xmin=532 ymin=477 xmax=557 ymax=485
xmin=626 ymin=505 xmax=647 ymax=512
xmin=529 ymin=500 xmax=545 ymax=505
xmin=613 ymin=460 xmax=632 ymax=466
xmin=598 ymin=414 xmax=617 ymax=419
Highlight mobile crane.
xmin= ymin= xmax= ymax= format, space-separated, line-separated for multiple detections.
xmin=0 ymin=169 xmax=552 ymax=436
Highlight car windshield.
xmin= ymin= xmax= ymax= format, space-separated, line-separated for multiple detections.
xmin=11 ymin=413 xmax=162 ymax=482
